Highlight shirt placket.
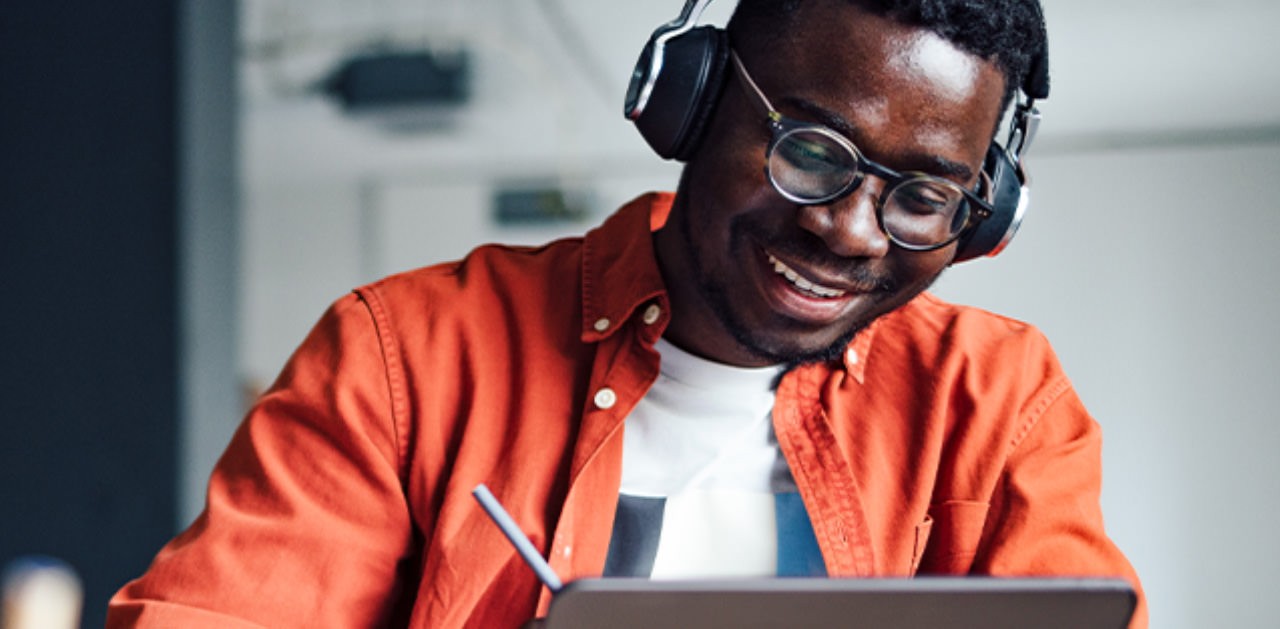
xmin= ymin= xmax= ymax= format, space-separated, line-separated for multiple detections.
xmin=535 ymin=300 xmax=666 ymax=616
xmin=773 ymin=362 xmax=877 ymax=577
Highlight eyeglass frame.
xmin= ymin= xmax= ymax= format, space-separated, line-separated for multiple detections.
xmin=728 ymin=49 xmax=996 ymax=252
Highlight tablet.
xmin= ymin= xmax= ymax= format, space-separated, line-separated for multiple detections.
xmin=544 ymin=577 xmax=1135 ymax=628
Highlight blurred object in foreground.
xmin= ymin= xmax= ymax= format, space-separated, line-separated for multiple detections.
xmin=2 ymin=557 xmax=83 ymax=629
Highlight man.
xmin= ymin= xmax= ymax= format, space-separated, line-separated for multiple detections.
xmin=109 ymin=0 xmax=1146 ymax=627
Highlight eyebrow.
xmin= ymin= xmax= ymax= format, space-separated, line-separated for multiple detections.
xmin=780 ymin=96 xmax=976 ymax=182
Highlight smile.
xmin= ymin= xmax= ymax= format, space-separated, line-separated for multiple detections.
xmin=767 ymin=254 xmax=847 ymax=298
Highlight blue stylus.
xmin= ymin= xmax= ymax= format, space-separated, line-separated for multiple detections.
xmin=472 ymin=484 xmax=564 ymax=592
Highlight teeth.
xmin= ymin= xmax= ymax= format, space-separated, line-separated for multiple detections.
xmin=768 ymin=255 xmax=846 ymax=298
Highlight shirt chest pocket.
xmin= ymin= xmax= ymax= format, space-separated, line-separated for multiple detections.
xmin=910 ymin=500 xmax=991 ymax=575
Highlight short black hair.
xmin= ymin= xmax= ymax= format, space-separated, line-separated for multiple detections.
xmin=726 ymin=0 xmax=1048 ymax=112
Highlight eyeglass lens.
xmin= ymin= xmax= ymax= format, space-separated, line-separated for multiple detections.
xmin=767 ymin=127 xmax=971 ymax=249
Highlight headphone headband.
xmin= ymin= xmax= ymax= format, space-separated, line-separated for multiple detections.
xmin=1024 ymin=48 xmax=1050 ymax=100
xmin=625 ymin=0 xmax=716 ymax=122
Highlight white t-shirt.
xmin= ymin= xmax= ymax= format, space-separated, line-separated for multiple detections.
xmin=603 ymin=338 xmax=827 ymax=579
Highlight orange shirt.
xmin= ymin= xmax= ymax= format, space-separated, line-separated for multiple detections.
xmin=108 ymin=192 xmax=1145 ymax=628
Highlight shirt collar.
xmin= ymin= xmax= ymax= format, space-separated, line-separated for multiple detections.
xmin=580 ymin=192 xmax=673 ymax=343
xmin=579 ymin=190 xmax=878 ymax=383
xmin=842 ymin=321 xmax=876 ymax=384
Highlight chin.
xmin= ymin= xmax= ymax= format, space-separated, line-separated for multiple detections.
xmin=726 ymin=313 xmax=865 ymax=366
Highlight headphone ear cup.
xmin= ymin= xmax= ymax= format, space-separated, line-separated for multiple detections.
xmin=630 ymin=26 xmax=729 ymax=161
xmin=953 ymin=144 xmax=1028 ymax=263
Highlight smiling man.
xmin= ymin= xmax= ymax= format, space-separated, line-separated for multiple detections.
xmin=109 ymin=1 xmax=1145 ymax=627
xmin=657 ymin=8 xmax=1005 ymax=367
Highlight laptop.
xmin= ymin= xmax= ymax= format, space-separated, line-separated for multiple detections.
xmin=470 ymin=486 xmax=1135 ymax=628
xmin=543 ymin=576 xmax=1136 ymax=628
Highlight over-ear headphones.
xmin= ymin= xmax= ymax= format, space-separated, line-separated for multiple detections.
xmin=624 ymin=0 xmax=1050 ymax=263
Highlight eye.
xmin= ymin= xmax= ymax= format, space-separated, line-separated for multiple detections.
xmin=774 ymin=131 xmax=851 ymax=174
xmin=890 ymin=181 xmax=959 ymax=216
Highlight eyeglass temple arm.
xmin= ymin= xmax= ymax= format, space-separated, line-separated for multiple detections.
xmin=971 ymin=170 xmax=997 ymax=216
xmin=729 ymin=51 xmax=781 ymax=123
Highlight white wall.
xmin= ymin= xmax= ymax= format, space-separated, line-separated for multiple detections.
xmin=214 ymin=1 xmax=1280 ymax=627
xmin=935 ymin=141 xmax=1280 ymax=628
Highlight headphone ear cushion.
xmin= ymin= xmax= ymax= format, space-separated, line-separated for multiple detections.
xmin=632 ymin=26 xmax=729 ymax=161
xmin=953 ymin=145 xmax=1027 ymax=263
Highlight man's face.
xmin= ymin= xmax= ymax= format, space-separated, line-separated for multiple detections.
xmin=653 ymin=1 xmax=1007 ymax=367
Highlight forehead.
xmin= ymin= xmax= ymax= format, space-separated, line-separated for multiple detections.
xmin=742 ymin=2 xmax=1006 ymax=168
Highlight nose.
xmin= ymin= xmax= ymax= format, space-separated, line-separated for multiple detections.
xmin=795 ymin=181 xmax=891 ymax=259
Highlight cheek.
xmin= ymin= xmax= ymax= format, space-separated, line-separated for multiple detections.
xmin=689 ymin=95 xmax=772 ymax=200
xmin=894 ymin=248 xmax=954 ymax=288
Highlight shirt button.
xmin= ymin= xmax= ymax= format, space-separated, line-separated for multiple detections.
xmin=593 ymin=317 xmax=610 ymax=332
xmin=562 ymin=545 xmax=573 ymax=558
xmin=642 ymin=304 xmax=661 ymax=325
xmin=594 ymin=387 xmax=617 ymax=409
xmin=845 ymin=347 xmax=859 ymax=366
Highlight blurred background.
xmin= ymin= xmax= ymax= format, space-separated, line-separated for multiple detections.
xmin=3 ymin=0 xmax=1278 ymax=626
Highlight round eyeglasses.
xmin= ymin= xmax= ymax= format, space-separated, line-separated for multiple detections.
xmin=730 ymin=51 xmax=995 ymax=251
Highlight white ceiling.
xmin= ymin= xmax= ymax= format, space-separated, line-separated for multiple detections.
xmin=239 ymin=0 xmax=1280 ymax=189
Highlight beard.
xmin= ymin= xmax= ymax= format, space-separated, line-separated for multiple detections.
xmin=680 ymin=204 xmax=908 ymax=367
xmin=701 ymin=275 xmax=862 ymax=367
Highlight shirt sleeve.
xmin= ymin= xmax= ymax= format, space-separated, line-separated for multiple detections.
xmin=107 ymin=293 xmax=417 ymax=628
xmin=971 ymin=376 xmax=1149 ymax=628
